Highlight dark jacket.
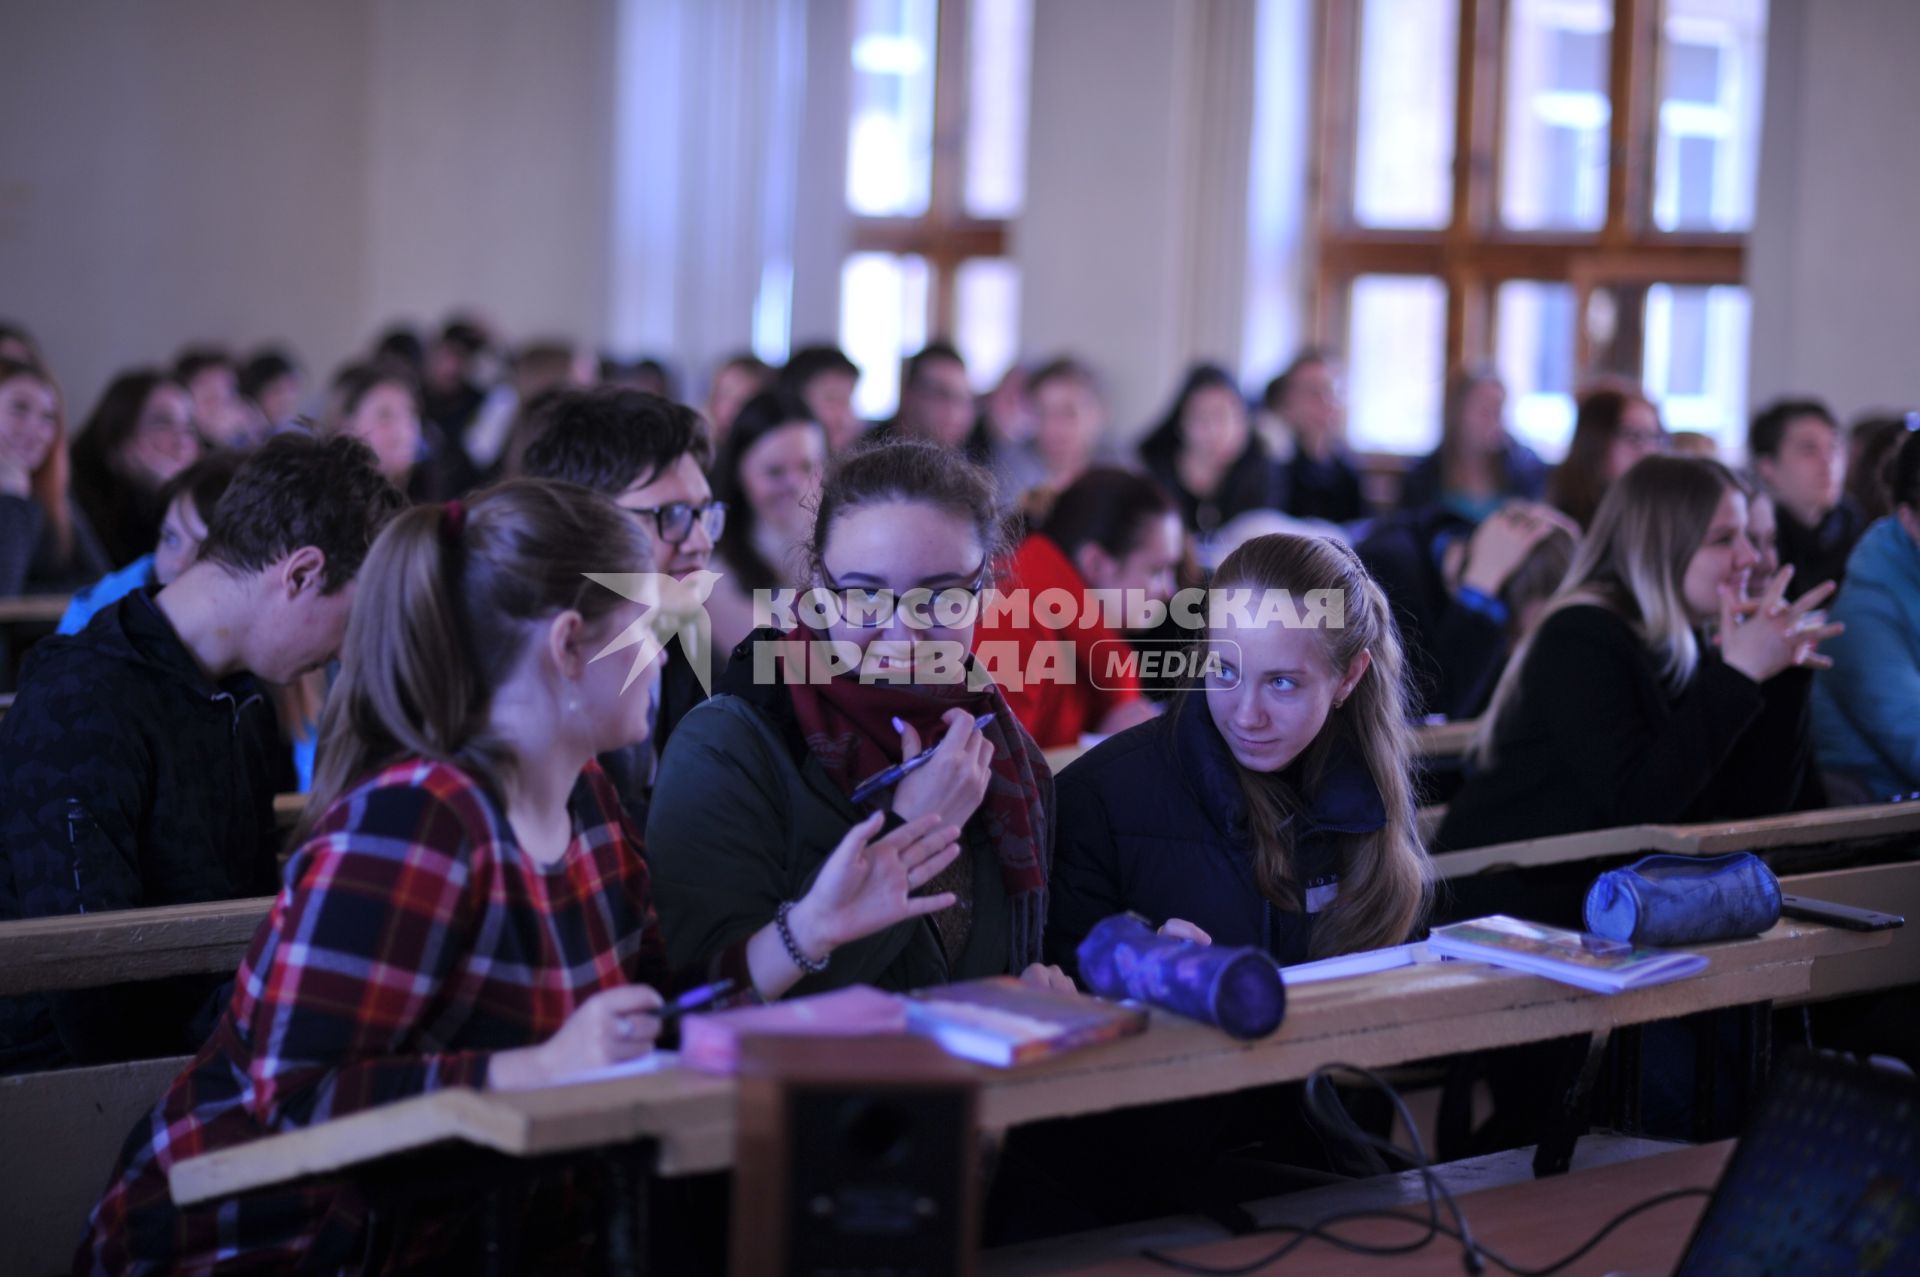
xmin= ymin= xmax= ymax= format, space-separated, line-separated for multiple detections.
xmin=0 ymin=494 xmax=110 ymax=597
xmin=1281 ymin=451 xmax=1367 ymax=525
xmin=1397 ymin=436 xmax=1548 ymax=516
xmin=1436 ymin=604 xmax=1821 ymax=856
xmin=646 ymin=638 xmax=1049 ymax=995
xmin=1141 ymin=442 xmax=1287 ymax=539
xmin=1047 ymin=692 xmax=1387 ymax=976
xmin=1776 ymin=497 xmax=1867 ymax=599
xmin=1356 ymin=507 xmax=1508 ymax=723
xmin=0 ymin=588 xmax=288 ymax=1072
xmin=71 ymin=452 xmax=166 ymax=569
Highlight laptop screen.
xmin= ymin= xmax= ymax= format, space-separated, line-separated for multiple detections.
xmin=1676 ymin=1050 xmax=1920 ymax=1276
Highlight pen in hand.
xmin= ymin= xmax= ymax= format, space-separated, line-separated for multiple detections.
xmin=849 ymin=711 xmax=997 ymax=806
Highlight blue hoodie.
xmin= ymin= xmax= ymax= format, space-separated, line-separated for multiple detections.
xmin=1812 ymin=517 xmax=1920 ymax=799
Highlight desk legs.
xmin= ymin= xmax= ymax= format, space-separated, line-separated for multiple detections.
xmin=601 ymin=1140 xmax=658 ymax=1277
xmin=1532 ymin=1029 xmax=1609 ymax=1178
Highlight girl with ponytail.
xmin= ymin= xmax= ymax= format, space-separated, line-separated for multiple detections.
xmin=1047 ymin=532 xmax=1432 ymax=970
xmin=82 ymin=481 xmax=970 ymax=1274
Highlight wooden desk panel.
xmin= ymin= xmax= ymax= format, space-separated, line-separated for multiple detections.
xmin=0 ymin=595 xmax=69 ymax=626
xmin=1438 ymin=801 xmax=1920 ymax=879
xmin=169 ymin=921 xmax=1881 ymax=1205
xmin=1019 ymin=1140 xmax=1733 ymax=1275
xmin=0 ymin=897 xmax=273 ymax=996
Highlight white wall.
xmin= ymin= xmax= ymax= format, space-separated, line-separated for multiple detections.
xmin=0 ymin=0 xmax=620 ymax=417
xmin=1017 ymin=0 xmax=1266 ymax=438
xmin=0 ymin=0 xmax=374 ymax=417
xmin=1748 ymin=0 xmax=1920 ymax=422
xmin=363 ymin=0 xmax=618 ymax=355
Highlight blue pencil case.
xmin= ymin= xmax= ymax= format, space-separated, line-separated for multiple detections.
xmin=1076 ymin=913 xmax=1286 ymax=1040
xmin=1583 ymin=851 xmax=1781 ymax=947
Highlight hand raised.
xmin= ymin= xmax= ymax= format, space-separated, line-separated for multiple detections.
xmin=788 ymin=812 xmax=965 ymax=958
xmin=1719 ymin=566 xmax=1845 ymax=682
xmin=1459 ymin=502 xmax=1575 ymax=596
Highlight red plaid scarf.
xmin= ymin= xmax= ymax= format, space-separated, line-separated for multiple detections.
xmin=780 ymin=625 xmax=1050 ymax=969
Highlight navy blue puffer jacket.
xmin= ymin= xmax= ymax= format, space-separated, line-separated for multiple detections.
xmin=1045 ymin=691 xmax=1388 ymax=975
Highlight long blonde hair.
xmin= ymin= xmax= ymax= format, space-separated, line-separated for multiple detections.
xmin=1474 ymin=455 xmax=1743 ymax=766
xmin=297 ymin=479 xmax=653 ymax=842
xmin=1201 ymin=534 xmax=1433 ymax=956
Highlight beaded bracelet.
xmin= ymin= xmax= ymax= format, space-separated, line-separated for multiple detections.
xmin=775 ymin=900 xmax=831 ymax=974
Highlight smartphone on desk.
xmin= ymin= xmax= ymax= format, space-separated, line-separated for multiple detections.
xmin=1779 ymin=895 xmax=1904 ymax=931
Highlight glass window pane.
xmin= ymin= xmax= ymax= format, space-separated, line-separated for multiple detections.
xmin=1353 ymin=0 xmax=1459 ymax=229
xmin=954 ymin=258 xmax=1021 ymax=391
xmin=1644 ymin=283 xmax=1750 ymax=456
xmin=1501 ymin=0 xmax=1612 ymax=231
xmin=1655 ymin=0 xmax=1769 ymax=232
xmin=847 ymin=0 xmax=939 ymax=217
xmin=1496 ymin=281 xmax=1578 ymax=461
xmin=965 ymin=0 xmax=1031 ymax=218
xmin=840 ymin=252 xmax=930 ymax=420
xmin=1347 ymin=275 xmax=1448 ymax=454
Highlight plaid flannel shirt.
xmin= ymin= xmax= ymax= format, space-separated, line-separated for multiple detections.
xmin=77 ymin=757 xmax=746 ymax=1275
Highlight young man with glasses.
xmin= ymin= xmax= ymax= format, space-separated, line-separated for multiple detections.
xmin=520 ymin=387 xmax=726 ymax=825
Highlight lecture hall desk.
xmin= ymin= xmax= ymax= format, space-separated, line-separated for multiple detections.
xmin=170 ymin=920 xmax=1882 ymax=1206
xmin=999 ymin=1139 xmax=1734 ymax=1276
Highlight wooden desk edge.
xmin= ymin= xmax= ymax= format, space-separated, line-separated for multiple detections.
xmin=1437 ymin=802 xmax=1920 ymax=879
xmin=164 ymin=922 xmax=1881 ymax=1201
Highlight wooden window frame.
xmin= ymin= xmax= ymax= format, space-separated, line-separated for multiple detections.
xmin=1309 ymin=0 xmax=1746 ymax=413
xmin=846 ymin=0 xmax=1011 ymax=337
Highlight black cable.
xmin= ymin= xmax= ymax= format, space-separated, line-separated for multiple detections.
xmin=1137 ymin=1061 xmax=1712 ymax=1277
xmin=1139 ymin=1187 xmax=1711 ymax=1276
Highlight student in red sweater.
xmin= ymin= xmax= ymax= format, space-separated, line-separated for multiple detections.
xmin=973 ymin=468 xmax=1183 ymax=748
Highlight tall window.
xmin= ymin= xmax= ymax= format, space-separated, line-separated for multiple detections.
xmin=840 ymin=0 xmax=1032 ymax=419
xmin=1315 ymin=0 xmax=1768 ymax=458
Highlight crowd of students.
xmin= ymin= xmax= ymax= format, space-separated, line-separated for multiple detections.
xmin=0 ymin=310 xmax=1914 ymax=1271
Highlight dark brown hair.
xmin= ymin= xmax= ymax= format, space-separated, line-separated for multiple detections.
xmin=1550 ymin=385 xmax=1663 ymax=530
xmin=809 ymin=439 xmax=1003 ymax=576
xmin=72 ymin=369 xmax=183 ymax=490
xmin=197 ymin=433 xmax=405 ymax=593
xmin=1891 ymin=427 xmax=1920 ymax=513
xmin=1749 ymin=398 xmax=1837 ymax=460
xmin=714 ymin=388 xmax=825 ymax=592
xmin=1038 ymin=467 xmax=1175 ymax=560
xmin=1261 ymin=347 xmax=1336 ymax=414
xmin=1846 ymin=415 xmax=1912 ymax=522
xmin=155 ymin=448 xmax=248 ymax=526
xmin=519 ymin=387 xmax=712 ymax=494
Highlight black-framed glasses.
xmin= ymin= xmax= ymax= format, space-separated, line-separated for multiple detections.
xmin=625 ymin=500 xmax=727 ymax=544
xmin=818 ymin=563 xmax=989 ymax=630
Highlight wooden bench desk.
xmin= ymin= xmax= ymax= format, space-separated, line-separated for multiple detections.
xmin=0 ymin=594 xmax=70 ymax=626
xmin=1779 ymin=860 xmax=1920 ymax=1004
xmin=169 ymin=919 xmax=1882 ymax=1207
xmin=1000 ymin=1138 xmax=1732 ymax=1276
xmin=1438 ymin=800 xmax=1920 ymax=879
xmin=0 ymin=897 xmax=272 ymax=997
